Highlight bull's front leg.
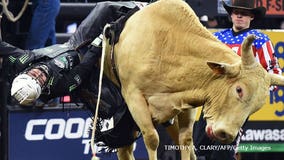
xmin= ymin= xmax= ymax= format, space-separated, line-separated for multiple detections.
xmin=178 ymin=108 xmax=197 ymax=160
xmin=166 ymin=108 xmax=197 ymax=160
xmin=123 ymin=88 xmax=159 ymax=160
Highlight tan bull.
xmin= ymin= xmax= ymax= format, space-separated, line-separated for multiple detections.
xmin=100 ymin=0 xmax=284 ymax=159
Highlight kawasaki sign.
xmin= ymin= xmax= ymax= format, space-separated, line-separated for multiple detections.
xmin=239 ymin=121 xmax=284 ymax=152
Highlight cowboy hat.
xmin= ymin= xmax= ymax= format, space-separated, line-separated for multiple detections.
xmin=222 ymin=0 xmax=266 ymax=19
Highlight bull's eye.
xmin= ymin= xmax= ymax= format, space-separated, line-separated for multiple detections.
xmin=236 ymin=86 xmax=243 ymax=98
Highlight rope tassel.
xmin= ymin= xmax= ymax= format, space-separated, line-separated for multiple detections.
xmin=91 ymin=154 xmax=100 ymax=160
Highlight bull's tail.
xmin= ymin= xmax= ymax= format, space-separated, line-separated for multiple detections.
xmin=90 ymin=24 xmax=113 ymax=160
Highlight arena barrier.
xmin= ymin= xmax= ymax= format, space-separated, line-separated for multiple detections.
xmin=7 ymin=104 xmax=149 ymax=160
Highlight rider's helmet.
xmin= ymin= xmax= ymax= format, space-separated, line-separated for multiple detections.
xmin=11 ymin=73 xmax=42 ymax=105
xmin=10 ymin=64 xmax=50 ymax=105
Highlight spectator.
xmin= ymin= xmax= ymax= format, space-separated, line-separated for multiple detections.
xmin=199 ymin=15 xmax=219 ymax=28
xmin=25 ymin=0 xmax=60 ymax=49
xmin=193 ymin=0 xmax=282 ymax=160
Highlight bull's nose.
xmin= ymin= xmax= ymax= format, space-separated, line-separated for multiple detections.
xmin=214 ymin=128 xmax=234 ymax=143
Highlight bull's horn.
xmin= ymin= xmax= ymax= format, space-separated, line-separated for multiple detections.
xmin=241 ymin=34 xmax=256 ymax=68
xmin=270 ymin=73 xmax=284 ymax=86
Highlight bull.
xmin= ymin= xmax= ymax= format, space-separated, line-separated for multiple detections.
xmin=99 ymin=0 xmax=284 ymax=159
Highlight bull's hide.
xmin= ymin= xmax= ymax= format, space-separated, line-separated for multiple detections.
xmin=98 ymin=0 xmax=284 ymax=159
xmin=110 ymin=0 xmax=259 ymax=130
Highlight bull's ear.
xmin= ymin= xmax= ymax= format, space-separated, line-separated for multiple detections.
xmin=269 ymin=73 xmax=284 ymax=86
xmin=207 ymin=61 xmax=240 ymax=77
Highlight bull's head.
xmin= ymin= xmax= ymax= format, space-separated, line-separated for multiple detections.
xmin=203 ymin=35 xmax=284 ymax=143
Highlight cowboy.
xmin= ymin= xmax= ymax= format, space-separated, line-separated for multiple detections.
xmin=193 ymin=0 xmax=281 ymax=160
xmin=0 ymin=1 xmax=147 ymax=106
xmin=0 ymin=1 xmax=148 ymax=150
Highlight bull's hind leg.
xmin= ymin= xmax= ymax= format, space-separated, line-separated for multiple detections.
xmin=123 ymin=88 xmax=159 ymax=160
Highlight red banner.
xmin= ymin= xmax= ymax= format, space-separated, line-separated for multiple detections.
xmin=255 ymin=0 xmax=284 ymax=15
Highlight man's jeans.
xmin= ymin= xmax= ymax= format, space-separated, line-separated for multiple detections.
xmin=25 ymin=0 xmax=60 ymax=50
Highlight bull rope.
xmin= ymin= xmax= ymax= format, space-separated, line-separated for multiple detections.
xmin=90 ymin=24 xmax=113 ymax=160
xmin=0 ymin=0 xmax=29 ymax=22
